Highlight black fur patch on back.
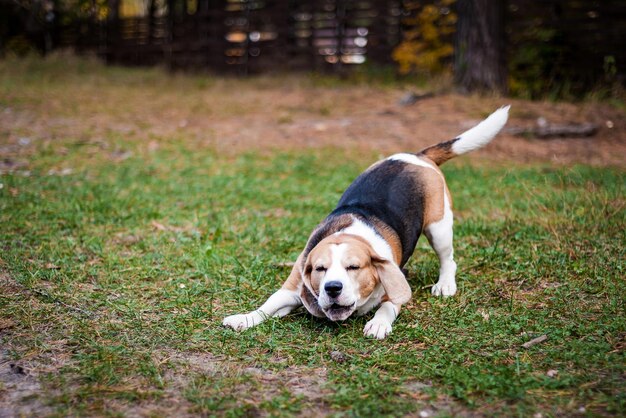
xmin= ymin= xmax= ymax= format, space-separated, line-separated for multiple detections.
xmin=330 ymin=159 xmax=426 ymax=267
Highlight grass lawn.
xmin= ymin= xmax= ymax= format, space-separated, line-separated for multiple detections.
xmin=1 ymin=55 xmax=625 ymax=417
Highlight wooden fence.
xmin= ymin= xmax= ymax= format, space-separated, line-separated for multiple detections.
xmin=56 ymin=0 xmax=626 ymax=84
xmin=60 ymin=0 xmax=405 ymax=75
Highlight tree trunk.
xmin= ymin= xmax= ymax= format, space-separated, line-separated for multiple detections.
xmin=107 ymin=0 xmax=119 ymax=21
xmin=148 ymin=0 xmax=156 ymax=43
xmin=454 ymin=0 xmax=507 ymax=94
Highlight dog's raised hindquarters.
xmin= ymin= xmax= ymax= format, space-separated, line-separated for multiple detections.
xmin=223 ymin=106 xmax=510 ymax=339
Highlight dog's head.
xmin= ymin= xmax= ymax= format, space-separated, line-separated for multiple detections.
xmin=301 ymin=234 xmax=411 ymax=321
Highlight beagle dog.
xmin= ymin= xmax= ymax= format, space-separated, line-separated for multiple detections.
xmin=223 ymin=106 xmax=509 ymax=339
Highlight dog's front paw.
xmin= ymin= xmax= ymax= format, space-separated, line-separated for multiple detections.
xmin=223 ymin=313 xmax=259 ymax=331
xmin=431 ymin=281 xmax=457 ymax=297
xmin=363 ymin=319 xmax=392 ymax=339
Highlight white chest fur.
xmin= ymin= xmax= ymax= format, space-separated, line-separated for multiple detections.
xmin=336 ymin=217 xmax=394 ymax=261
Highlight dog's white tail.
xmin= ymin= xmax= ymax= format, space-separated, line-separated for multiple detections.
xmin=419 ymin=105 xmax=510 ymax=165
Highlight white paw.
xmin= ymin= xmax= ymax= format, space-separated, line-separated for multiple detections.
xmin=363 ymin=319 xmax=392 ymax=339
xmin=223 ymin=313 xmax=258 ymax=331
xmin=431 ymin=281 xmax=457 ymax=297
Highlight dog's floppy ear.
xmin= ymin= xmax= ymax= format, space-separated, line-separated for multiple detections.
xmin=301 ymin=252 xmax=313 ymax=285
xmin=298 ymin=251 xmax=327 ymax=318
xmin=372 ymin=255 xmax=412 ymax=305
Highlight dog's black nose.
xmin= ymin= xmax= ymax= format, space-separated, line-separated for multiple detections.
xmin=324 ymin=281 xmax=343 ymax=298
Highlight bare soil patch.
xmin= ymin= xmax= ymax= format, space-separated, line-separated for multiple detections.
xmin=0 ymin=350 xmax=55 ymax=418
xmin=1 ymin=80 xmax=624 ymax=170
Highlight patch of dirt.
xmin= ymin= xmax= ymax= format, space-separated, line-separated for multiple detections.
xmin=0 ymin=351 xmax=55 ymax=418
xmin=98 ymin=350 xmax=331 ymax=417
xmin=241 ymin=363 xmax=330 ymax=402
xmin=205 ymin=91 xmax=626 ymax=166
xmin=1 ymin=83 xmax=625 ymax=173
xmin=172 ymin=350 xmax=331 ymax=412
xmin=0 ymin=273 xmax=66 ymax=418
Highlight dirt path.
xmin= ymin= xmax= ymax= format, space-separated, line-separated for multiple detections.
xmin=199 ymin=92 xmax=626 ymax=167
xmin=1 ymin=82 xmax=625 ymax=170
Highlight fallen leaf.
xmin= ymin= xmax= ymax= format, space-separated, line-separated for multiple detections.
xmin=522 ymin=334 xmax=548 ymax=349
xmin=273 ymin=262 xmax=295 ymax=268
xmin=151 ymin=220 xmax=167 ymax=231
xmin=0 ymin=318 xmax=16 ymax=330
xmin=479 ymin=309 xmax=490 ymax=321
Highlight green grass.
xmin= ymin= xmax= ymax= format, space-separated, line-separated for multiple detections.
xmin=1 ymin=56 xmax=625 ymax=417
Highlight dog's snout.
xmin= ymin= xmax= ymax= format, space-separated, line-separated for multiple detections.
xmin=324 ymin=281 xmax=343 ymax=298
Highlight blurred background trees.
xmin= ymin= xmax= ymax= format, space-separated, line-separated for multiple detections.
xmin=391 ymin=0 xmax=456 ymax=76
xmin=0 ymin=0 xmax=623 ymax=99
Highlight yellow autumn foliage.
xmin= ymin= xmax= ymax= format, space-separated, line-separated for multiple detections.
xmin=392 ymin=1 xmax=457 ymax=75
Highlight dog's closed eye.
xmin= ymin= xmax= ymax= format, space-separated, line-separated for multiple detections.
xmin=346 ymin=265 xmax=360 ymax=271
xmin=315 ymin=266 xmax=327 ymax=272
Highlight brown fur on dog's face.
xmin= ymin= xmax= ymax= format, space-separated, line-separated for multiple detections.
xmin=302 ymin=234 xmax=409 ymax=321
xmin=306 ymin=235 xmax=379 ymax=296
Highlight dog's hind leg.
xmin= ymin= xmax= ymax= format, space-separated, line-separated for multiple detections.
xmin=424 ymin=192 xmax=457 ymax=297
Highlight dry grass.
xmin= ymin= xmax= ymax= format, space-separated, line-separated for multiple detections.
xmin=1 ymin=52 xmax=625 ymax=172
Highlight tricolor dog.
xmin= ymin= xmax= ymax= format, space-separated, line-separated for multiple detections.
xmin=223 ymin=106 xmax=509 ymax=339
